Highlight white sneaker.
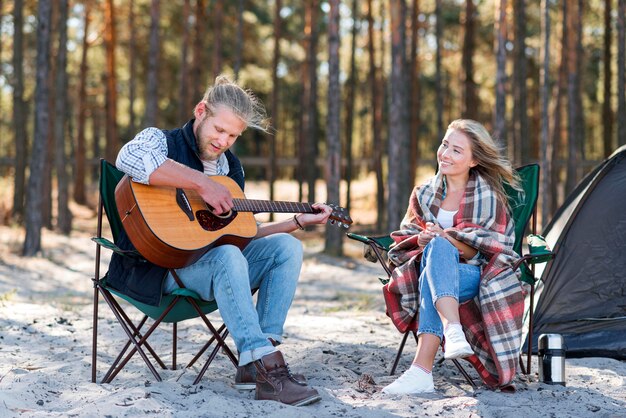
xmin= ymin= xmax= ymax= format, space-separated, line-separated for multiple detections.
xmin=443 ymin=324 xmax=473 ymax=359
xmin=381 ymin=366 xmax=435 ymax=394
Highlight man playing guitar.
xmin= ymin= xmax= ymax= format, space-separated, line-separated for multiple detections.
xmin=108 ymin=75 xmax=331 ymax=407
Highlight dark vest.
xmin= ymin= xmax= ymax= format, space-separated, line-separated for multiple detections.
xmin=106 ymin=119 xmax=245 ymax=306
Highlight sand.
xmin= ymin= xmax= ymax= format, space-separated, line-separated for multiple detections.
xmin=1 ymin=224 xmax=625 ymax=417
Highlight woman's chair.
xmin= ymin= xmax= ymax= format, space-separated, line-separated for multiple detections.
xmin=91 ymin=159 xmax=238 ymax=384
xmin=347 ymin=164 xmax=554 ymax=386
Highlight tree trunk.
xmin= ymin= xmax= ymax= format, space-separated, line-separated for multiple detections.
xmin=104 ymin=0 xmax=119 ymax=163
xmin=268 ymin=0 xmax=282 ymax=220
xmin=145 ymin=0 xmax=160 ymax=127
xmin=325 ymin=0 xmax=342 ymax=256
xmin=435 ymin=0 xmax=444 ymax=140
xmin=12 ymin=0 xmax=27 ymax=221
xmin=344 ymin=0 xmax=359 ymax=214
xmin=540 ymin=0 xmax=552 ymax=229
xmin=494 ymin=0 xmax=508 ymax=146
xmin=618 ymin=0 xmax=626 ymax=146
xmin=513 ymin=0 xmax=529 ymax=164
xmin=178 ymin=0 xmax=190 ymax=125
xmin=409 ymin=0 xmax=421 ymax=181
xmin=461 ymin=0 xmax=478 ymax=120
xmin=54 ymin=0 xmax=71 ymax=234
xmin=128 ymin=0 xmax=137 ymax=136
xmin=575 ymin=0 xmax=585 ymax=164
xmin=74 ymin=1 xmax=91 ymax=205
xmin=43 ymin=3 xmax=58 ymax=230
xmin=550 ymin=0 xmax=569 ymax=215
xmin=303 ymin=0 xmax=320 ymax=204
xmin=298 ymin=3 xmax=311 ymax=202
xmin=0 ymin=0 xmax=3 ymax=159
xmin=92 ymin=103 xmax=102 ymax=181
xmin=603 ymin=0 xmax=614 ymax=157
xmin=388 ymin=0 xmax=411 ymax=231
xmin=24 ymin=0 xmax=52 ymax=256
xmin=212 ymin=0 xmax=223 ymax=78
xmin=234 ymin=0 xmax=244 ymax=81
xmin=191 ymin=0 xmax=205 ymax=110
xmin=565 ymin=0 xmax=583 ymax=195
xmin=367 ymin=0 xmax=384 ymax=231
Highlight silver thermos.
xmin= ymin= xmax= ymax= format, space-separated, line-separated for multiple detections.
xmin=537 ymin=333 xmax=566 ymax=385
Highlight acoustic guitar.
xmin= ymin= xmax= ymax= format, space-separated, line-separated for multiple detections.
xmin=115 ymin=175 xmax=353 ymax=268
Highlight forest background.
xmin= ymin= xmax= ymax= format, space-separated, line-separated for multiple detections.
xmin=0 ymin=0 xmax=625 ymax=257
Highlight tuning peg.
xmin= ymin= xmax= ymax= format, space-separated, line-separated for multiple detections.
xmin=343 ymin=223 xmax=349 ymax=229
xmin=330 ymin=219 xmax=335 ymax=225
xmin=337 ymin=222 xmax=343 ymax=228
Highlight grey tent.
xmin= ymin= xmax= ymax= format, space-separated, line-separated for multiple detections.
xmin=524 ymin=146 xmax=626 ymax=359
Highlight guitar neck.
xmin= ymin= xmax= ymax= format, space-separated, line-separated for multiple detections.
xmin=232 ymin=199 xmax=316 ymax=214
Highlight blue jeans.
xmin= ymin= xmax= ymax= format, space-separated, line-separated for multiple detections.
xmin=163 ymin=233 xmax=303 ymax=366
xmin=417 ymin=237 xmax=481 ymax=339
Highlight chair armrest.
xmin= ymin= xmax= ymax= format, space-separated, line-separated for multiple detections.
xmin=346 ymin=233 xmax=393 ymax=250
xmin=527 ymin=234 xmax=555 ymax=264
xmin=513 ymin=234 xmax=555 ymax=285
xmin=91 ymin=237 xmax=145 ymax=261
xmin=346 ymin=232 xmax=371 ymax=244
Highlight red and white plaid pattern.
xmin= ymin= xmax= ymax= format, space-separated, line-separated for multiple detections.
xmin=384 ymin=172 xmax=523 ymax=389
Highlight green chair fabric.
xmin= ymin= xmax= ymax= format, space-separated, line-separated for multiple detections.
xmin=95 ymin=159 xmax=221 ymax=323
xmin=505 ymin=164 xmax=539 ymax=258
xmin=104 ymin=285 xmax=219 ymax=324
xmin=91 ymin=159 xmax=236 ymax=384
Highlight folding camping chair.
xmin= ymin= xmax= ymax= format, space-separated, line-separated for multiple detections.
xmin=347 ymin=164 xmax=554 ymax=384
xmin=91 ymin=159 xmax=238 ymax=384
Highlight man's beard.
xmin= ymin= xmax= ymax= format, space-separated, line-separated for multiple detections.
xmin=193 ymin=118 xmax=215 ymax=161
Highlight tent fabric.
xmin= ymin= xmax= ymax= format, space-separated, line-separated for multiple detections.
xmin=524 ymin=146 xmax=626 ymax=359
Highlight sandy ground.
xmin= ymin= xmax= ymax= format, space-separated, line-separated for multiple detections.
xmin=1 ymin=220 xmax=625 ymax=418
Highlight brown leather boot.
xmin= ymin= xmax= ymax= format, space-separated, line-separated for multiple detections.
xmin=234 ymin=339 xmax=307 ymax=390
xmin=235 ymin=362 xmax=307 ymax=390
xmin=254 ymin=351 xmax=321 ymax=406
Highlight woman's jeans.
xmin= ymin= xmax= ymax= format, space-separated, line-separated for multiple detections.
xmin=163 ymin=233 xmax=303 ymax=366
xmin=417 ymin=237 xmax=481 ymax=340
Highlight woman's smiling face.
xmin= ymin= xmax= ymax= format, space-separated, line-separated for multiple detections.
xmin=436 ymin=129 xmax=477 ymax=178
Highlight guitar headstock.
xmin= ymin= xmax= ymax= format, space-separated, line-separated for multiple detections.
xmin=328 ymin=204 xmax=353 ymax=229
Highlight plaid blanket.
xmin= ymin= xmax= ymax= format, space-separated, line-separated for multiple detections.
xmin=385 ymin=171 xmax=524 ymax=389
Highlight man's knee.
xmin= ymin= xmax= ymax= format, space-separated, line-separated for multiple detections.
xmin=271 ymin=233 xmax=303 ymax=263
xmin=210 ymin=244 xmax=249 ymax=273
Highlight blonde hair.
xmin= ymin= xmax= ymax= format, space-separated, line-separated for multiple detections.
xmin=447 ymin=119 xmax=520 ymax=207
xmin=201 ymin=75 xmax=270 ymax=132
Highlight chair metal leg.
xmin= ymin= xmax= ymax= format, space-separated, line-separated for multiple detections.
xmin=526 ymin=283 xmax=536 ymax=375
xmin=193 ymin=326 xmax=231 ymax=385
xmin=103 ymin=294 xmax=180 ymax=383
xmin=105 ymin=292 xmax=168 ymax=368
xmin=102 ymin=315 xmax=151 ymax=383
xmin=390 ymin=331 xmax=412 ymax=376
xmin=92 ymin=286 xmax=99 ymax=383
xmin=186 ymin=323 xmax=228 ymax=368
xmin=172 ymin=322 xmax=177 ymax=370
xmin=451 ymin=359 xmax=477 ymax=388
xmin=186 ymin=297 xmax=238 ymax=366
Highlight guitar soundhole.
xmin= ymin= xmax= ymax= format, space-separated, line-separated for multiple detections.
xmin=196 ymin=210 xmax=238 ymax=231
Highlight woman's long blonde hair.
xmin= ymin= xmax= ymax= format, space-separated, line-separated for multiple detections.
xmin=447 ymin=119 xmax=521 ymax=208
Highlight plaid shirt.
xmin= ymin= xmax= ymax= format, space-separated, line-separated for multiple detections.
xmin=385 ymin=172 xmax=523 ymax=389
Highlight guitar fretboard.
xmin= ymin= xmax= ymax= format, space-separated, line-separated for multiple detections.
xmin=232 ymin=199 xmax=315 ymax=214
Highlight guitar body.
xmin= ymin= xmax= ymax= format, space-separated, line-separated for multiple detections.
xmin=115 ymin=175 xmax=257 ymax=268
